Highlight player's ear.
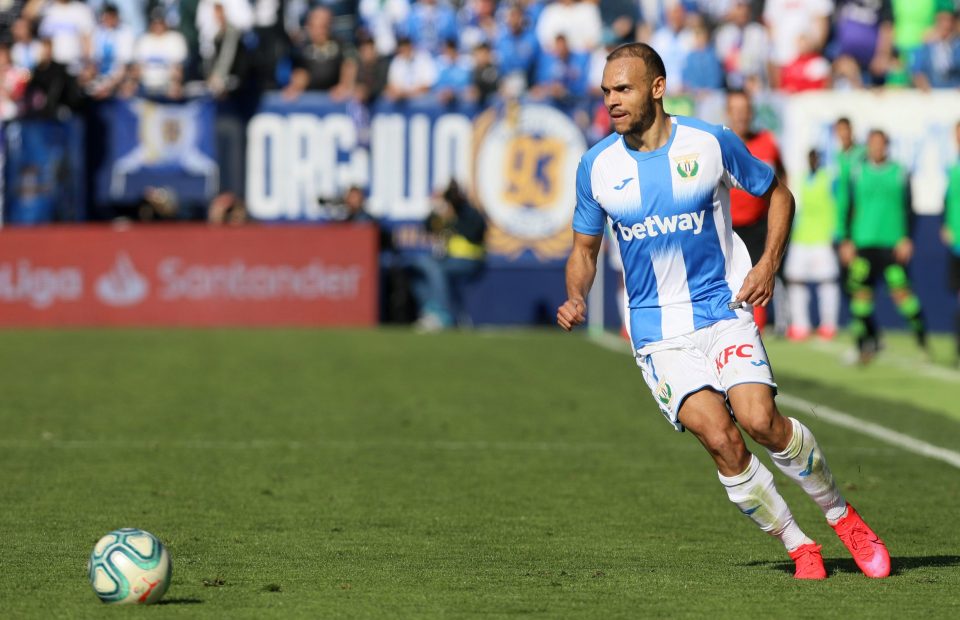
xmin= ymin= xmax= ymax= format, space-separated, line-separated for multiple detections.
xmin=651 ymin=75 xmax=666 ymax=100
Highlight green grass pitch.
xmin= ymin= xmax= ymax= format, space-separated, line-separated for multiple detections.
xmin=1 ymin=328 xmax=958 ymax=618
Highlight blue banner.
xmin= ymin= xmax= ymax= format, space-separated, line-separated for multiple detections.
xmin=93 ymin=98 xmax=218 ymax=207
xmin=2 ymin=119 xmax=85 ymax=224
xmin=246 ymin=94 xmax=588 ymax=265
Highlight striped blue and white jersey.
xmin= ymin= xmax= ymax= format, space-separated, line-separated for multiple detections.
xmin=573 ymin=115 xmax=775 ymax=349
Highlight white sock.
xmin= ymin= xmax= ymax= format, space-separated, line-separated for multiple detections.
xmin=773 ymin=276 xmax=790 ymax=331
xmin=718 ymin=454 xmax=813 ymax=551
xmin=787 ymin=282 xmax=811 ymax=332
xmin=817 ymin=281 xmax=840 ymax=330
xmin=769 ymin=417 xmax=848 ymax=523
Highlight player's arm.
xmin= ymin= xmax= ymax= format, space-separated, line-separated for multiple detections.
xmin=559 ymin=156 xmax=605 ymax=330
xmin=717 ymin=127 xmax=794 ymax=308
xmin=894 ymin=175 xmax=914 ymax=264
xmin=736 ymin=176 xmax=795 ymax=307
xmin=558 ymin=232 xmax=602 ymax=331
xmin=838 ymin=172 xmax=859 ymax=265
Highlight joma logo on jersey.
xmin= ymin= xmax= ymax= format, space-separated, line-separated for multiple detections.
xmin=715 ymin=344 xmax=754 ymax=373
xmin=674 ymin=154 xmax=700 ymax=179
xmin=616 ymin=210 xmax=706 ymax=242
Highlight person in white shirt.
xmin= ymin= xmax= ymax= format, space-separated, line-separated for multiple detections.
xmin=762 ymin=0 xmax=832 ymax=83
xmin=359 ymin=0 xmax=410 ymax=56
xmin=535 ymin=0 xmax=602 ymax=55
xmin=134 ymin=8 xmax=188 ymax=98
xmin=38 ymin=0 xmax=95 ymax=74
xmin=11 ymin=17 xmax=44 ymax=71
xmin=385 ymin=36 xmax=436 ymax=100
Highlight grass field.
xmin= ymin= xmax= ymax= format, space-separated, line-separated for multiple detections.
xmin=1 ymin=328 xmax=958 ymax=618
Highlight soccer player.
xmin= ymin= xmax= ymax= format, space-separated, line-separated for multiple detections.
xmin=557 ymin=43 xmax=890 ymax=580
xmin=783 ymin=149 xmax=840 ymax=341
xmin=943 ymin=120 xmax=960 ymax=364
xmin=833 ymin=117 xmax=865 ymax=231
xmin=838 ymin=129 xmax=927 ymax=363
xmin=726 ymin=90 xmax=787 ymax=334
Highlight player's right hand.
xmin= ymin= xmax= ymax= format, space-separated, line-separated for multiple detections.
xmin=557 ymin=299 xmax=587 ymax=331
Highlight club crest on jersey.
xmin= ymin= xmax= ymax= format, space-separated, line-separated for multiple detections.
xmin=674 ymin=154 xmax=700 ymax=180
xmin=655 ymin=380 xmax=673 ymax=406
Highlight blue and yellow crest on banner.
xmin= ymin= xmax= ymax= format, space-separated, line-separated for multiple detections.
xmin=472 ymin=102 xmax=586 ymax=260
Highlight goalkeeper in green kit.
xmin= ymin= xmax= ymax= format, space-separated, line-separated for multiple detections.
xmin=838 ymin=129 xmax=927 ymax=364
xmin=943 ymin=121 xmax=960 ymax=365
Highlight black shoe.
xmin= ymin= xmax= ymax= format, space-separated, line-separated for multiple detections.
xmin=858 ymin=338 xmax=882 ymax=365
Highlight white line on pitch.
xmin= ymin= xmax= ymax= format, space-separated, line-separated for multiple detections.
xmin=775 ymin=394 xmax=960 ymax=469
xmin=589 ymin=331 xmax=960 ymax=470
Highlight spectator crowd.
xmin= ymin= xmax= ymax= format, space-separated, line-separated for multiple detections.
xmin=0 ymin=1 xmax=957 ymax=348
xmin=0 ymin=0 xmax=958 ymax=121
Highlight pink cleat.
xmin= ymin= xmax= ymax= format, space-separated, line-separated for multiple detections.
xmin=788 ymin=543 xmax=827 ymax=580
xmin=786 ymin=325 xmax=811 ymax=341
xmin=831 ymin=504 xmax=891 ymax=578
xmin=816 ymin=326 xmax=837 ymax=341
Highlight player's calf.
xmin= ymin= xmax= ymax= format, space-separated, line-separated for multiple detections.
xmin=768 ymin=417 xmax=848 ymax=523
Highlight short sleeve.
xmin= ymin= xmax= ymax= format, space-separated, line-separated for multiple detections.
xmin=718 ymin=128 xmax=775 ymax=197
xmin=572 ymin=157 xmax=604 ymax=235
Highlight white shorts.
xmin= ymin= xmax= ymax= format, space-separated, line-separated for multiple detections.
xmin=783 ymin=244 xmax=839 ymax=283
xmin=634 ymin=316 xmax=777 ymax=431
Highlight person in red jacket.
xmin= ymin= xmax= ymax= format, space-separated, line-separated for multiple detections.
xmin=726 ymin=90 xmax=787 ymax=332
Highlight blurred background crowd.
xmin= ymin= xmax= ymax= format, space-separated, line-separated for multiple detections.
xmin=0 ymin=0 xmax=958 ymax=351
xmin=0 ymin=0 xmax=958 ymax=123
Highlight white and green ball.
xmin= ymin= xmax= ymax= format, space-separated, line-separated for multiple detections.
xmin=88 ymin=528 xmax=171 ymax=605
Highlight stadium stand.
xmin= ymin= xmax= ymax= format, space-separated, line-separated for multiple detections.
xmin=0 ymin=0 xmax=958 ymax=332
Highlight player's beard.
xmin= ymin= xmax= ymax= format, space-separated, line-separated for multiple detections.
xmin=617 ymin=92 xmax=658 ymax=145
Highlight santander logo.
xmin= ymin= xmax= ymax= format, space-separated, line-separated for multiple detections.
xmin=95 ymin=252 xmax=149 ymax=307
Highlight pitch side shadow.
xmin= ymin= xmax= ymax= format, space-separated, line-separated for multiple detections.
xmin=742 ymin=555 xmax=960 ymax=576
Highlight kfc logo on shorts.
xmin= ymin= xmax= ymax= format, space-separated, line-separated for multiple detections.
xmin=715 ymin=344 xmax=754 ymax=373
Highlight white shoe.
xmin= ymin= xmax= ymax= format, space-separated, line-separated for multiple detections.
xmin=414 ymin=314 xmax=445 ymax=333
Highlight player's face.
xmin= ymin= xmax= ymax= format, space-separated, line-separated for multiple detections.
xmin=601 ymin=58 xmax=663 ymax=139
xmin=867 ymin=133 xmax=887 ymax=162
xmin=726 ymin=94 xmax=752 ymax=138
xmin=835 ymin=122 xmax=852 ymax=149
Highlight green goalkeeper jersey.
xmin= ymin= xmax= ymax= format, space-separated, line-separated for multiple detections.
xmin=834 ymin=144 xmax=865 ymax=239
xmin=846 ymin=159 xmax=911 ymax=249
xmin=947 ymin=162 xmax=960 ymax=255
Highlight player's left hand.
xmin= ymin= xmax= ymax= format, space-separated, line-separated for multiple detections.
xmin=736 ymin=260 xmax=776 ymax=308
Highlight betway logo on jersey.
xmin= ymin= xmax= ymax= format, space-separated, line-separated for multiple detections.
xmin=616 ymin=210 xmax=706 ymax=242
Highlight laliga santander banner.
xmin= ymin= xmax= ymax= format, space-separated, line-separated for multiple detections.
xmin=0 ymin=225 xmax=377 ymax=327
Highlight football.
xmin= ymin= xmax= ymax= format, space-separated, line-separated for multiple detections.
xmin=88 ymin=528 xmax=171 ymax=605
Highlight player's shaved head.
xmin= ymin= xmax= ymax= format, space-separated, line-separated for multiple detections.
xmin=606 ymin=43 xmax=666 ymax=83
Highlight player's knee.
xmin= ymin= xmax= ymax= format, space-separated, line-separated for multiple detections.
xmin=738 ymin=403 xmax=782 ymax=446
xmin=850 ymin=296 xmax=874 ymax=318
xmin=701 ymin=426 xmax=746 ymax=463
